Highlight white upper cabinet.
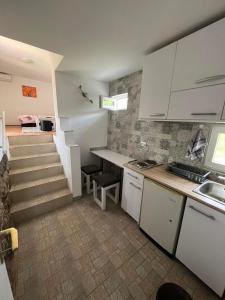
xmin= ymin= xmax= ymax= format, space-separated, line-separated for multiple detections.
xmin=168 ymin=84 xmax=225 ymax=121
xmin=172 ymin=18 xmax=225 ymax=91
xmin=139 ymin=42 xmax=177 ymax=120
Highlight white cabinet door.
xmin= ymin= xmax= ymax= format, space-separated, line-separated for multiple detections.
xmin=139 ymin=42 xmax=177 ymax=120
xmin=121 ymin=169 xmax=144 ymax=222
xmin=0 ymin=262 xmax=14 ymax=300
xmin=168 ymin=84 xmax=225 ymax=121
xmin=176 ymin=198 xmax=225 ymax=297
xmin=222 ymin=105 xmax=225 ymax=120
xmin=140 ymin=179 xmax=184 ymax=254
xmin=172 ymin=18 xmax=225 ymax=91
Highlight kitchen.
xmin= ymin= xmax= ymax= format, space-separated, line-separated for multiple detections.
xmin=89 ymin=16 xmax=225 ymax=299
xmin=1 ymin=2 xmax=225 ymax=299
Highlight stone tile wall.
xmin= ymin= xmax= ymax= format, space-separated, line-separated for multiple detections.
xmin=0 ymin=154 xmax=11 ymax=258
xmin=107 ymin=71 xmax=216 ymax=169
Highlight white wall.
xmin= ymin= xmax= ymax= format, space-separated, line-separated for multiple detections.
xmin=55 ymin=71 xmax=109 ymax=165
xmin=0 ymin=75 xmax=54 ymax=125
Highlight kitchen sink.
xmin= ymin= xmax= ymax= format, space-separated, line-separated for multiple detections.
xmin=194 ymin=181 xmax=225 ymax=205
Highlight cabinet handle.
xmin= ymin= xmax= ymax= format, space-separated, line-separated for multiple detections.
xmin=191 ymin=113 xmax=217 ymax=116
xmin=189 ymin=205 xmax=216 ymax=221
xmin=129 ymin=182 xmax=141 ymax=190
xmin=127 ymin=172 xmax=138 ymax=180
xmin=195 ymin=75 xmax=225 ymax=84
xmin=150 ymin=113 xmax=165 ymax=117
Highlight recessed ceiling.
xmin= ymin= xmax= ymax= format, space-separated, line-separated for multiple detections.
xmin=0 ymin=35 xmax=63 ymax=82
xmin=0 ymin=0 xmax=225 ymax=82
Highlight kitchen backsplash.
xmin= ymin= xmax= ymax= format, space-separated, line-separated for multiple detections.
xmin=107 ymin=70 xmax=215 ymax=169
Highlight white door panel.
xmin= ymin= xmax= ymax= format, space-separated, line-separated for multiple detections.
xmin=176 ymin=197 xmax=225 ymax=297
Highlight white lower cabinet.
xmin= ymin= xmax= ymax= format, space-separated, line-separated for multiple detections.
xmin=140 ymin=179 xmax=185 ymax=254
xmin=176 ymin=197 xmax=225 ymax=297
xmin=121 ymin=168 xmax=144 ymax=222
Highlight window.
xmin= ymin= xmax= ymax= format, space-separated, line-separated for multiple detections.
xmin=204 ymin=126 xmax=225 ymax=172
xmin=102 ymin=93 xmax=128 ymax=111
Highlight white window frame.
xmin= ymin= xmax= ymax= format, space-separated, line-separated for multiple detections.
xmin=101 ymin=93 xmax=128 ymax=111
xmin=204 ymin=126 xmax=225 ymax=173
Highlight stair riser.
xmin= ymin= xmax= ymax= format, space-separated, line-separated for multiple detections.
xmin=10 ymin=165 xmax=63 ymax=185
xmin=10 ymin=179 xmax=68 ymax=202
xmin=8 ymin=135 xmax=53 ymax=145
xmin=10 ymin=154 xmax=60 ymax=169
xmin=12 ymin=194 xmax=73 ymax=224
xmin=10 ymin=144 xmax=56 ymax=157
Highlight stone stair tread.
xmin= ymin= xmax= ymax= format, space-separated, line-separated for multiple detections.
xmin=10 ymin=152 xmax=58 ymax=161
xmin=10 ymin=142 xmax=55 ymax=148
xmin=10 ymin=162 xmax=62 ymax=175
xmin=11 ymin=188 xmax=72 ymax=213
xmin=10 ymin=174 xmax=66 ymax=192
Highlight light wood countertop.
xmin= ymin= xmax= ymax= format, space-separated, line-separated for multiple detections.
xmin=124 ymin=164 xmax=225 ymax=215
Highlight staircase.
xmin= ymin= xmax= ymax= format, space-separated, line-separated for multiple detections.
xmin=9 ymin=134 xmax=73 ymax=224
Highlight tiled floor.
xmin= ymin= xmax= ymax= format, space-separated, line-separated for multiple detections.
xmin=13 ymin=195 xmax=221 ymax=300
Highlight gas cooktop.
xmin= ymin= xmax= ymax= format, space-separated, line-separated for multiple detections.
xmin=128 ymin=159 xmax=159 ymax=170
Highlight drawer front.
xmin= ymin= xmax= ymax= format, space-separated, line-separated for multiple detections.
xmin=124 ymin=168 xmax=144 ymax=187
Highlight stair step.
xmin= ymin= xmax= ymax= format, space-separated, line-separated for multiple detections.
xmin=11 ymin=188 xmax=73 ymax=224
xmin=8 ymin=134 xmax=53 ymax=146
xmin=10 ymin=152 xmax=60 ymax=169
xmin=10 ymin=163 xmax=63 ymax=185
xmin=10 ymin=175 xmax=67 ymax=202
xmin=10 ymin=142 xmax=56 ymax=157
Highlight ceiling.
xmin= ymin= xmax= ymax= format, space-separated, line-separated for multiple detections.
xmin=0 ymin=35 xmax=63 ymax=82
xmin=0 ymin=0 xmax=225 ymax=82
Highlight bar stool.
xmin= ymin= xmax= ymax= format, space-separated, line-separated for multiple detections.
xmin=92 ymin=173 xmax=120 ymax=210
xmin=81 ymin=164 xmax=102 ymax=194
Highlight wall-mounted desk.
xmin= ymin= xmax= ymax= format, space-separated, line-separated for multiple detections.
xmin=90 ymin=149 xmax=133 ymax=168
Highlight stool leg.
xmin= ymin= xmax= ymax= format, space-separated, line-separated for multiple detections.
xmin=115 ymin=183 xmax=120 ymax=204
xmin=101 ymin=188 xmax=106 ymax=210
xmin=87 ymin=175 xmax=91 ymax=194
xmin=93 ymin=180 xmax=97 ymax=200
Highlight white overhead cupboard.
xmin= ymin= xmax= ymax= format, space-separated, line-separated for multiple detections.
xmin=171 ymin=18 xmax=225 ymax=91
xmin=176 ymin=197 xmax=225 ymax=297
xmin=139 ymin=17 xmax=225 ymax=122
xmin=168 ymin=85 xmax=225 ymax=121
xmin=139 ymin=43 xmax=177 ymax=120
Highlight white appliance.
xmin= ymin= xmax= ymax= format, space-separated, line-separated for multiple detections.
xmin=140 ymin=179 xmax=185 ymax=254
xmin=176 ymin=197 xmax=225 ymax=297
xmin=121 ymin=168 xmax=144 ymax=222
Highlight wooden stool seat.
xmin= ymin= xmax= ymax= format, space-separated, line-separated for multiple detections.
xmin=81 ymin=165 xmax=102 ymax=175
xmin=92 ymin=173 xmax=120 ymax=210
xmin=81 ymin=164 xmax=102 ymax=194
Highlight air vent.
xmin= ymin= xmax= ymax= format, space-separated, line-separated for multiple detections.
xmin=0 ymin=72 xmax=12 ymax=82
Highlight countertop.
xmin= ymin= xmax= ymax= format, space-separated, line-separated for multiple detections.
xmin=91 ymin=149 xmax=133 ymax=168
xmin=124 ymin=163 xmax=225 ymax=215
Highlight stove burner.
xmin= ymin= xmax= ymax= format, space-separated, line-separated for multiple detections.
xmin=128 ymin=159 xmax=159 ymax=170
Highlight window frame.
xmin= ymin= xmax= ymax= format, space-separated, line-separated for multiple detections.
xmin=204 ymin=126 xmax=225 ymax=173
xmin=101 ymin=93 xmax=128 ymax=111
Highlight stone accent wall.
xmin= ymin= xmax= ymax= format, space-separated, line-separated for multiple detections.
xmin=108 ymin=71 xmax=215 ymax=168
xmin=0 ymin=154 xmax=11 ymax=258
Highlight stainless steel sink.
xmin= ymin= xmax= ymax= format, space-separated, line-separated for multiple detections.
xmin=194 ymin=180 xmax=225 ymax=205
